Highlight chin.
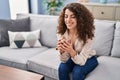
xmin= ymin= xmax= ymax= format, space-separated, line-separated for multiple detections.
xmin=67 ymin=27 xmax=73 ymax=29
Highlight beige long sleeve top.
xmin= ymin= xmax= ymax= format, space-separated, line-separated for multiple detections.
xmin=57 ymin=31 xmax=96 ymax=66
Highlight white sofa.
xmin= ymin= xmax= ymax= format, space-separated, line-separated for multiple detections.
xmin=0 ymin=13 xmax=120 ymax=80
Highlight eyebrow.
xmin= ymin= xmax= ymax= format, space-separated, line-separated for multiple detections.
xmin=64 ymin=14 xmax=75 ymax=16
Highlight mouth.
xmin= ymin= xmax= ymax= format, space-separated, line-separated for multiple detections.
xmin=66 ymin=23 xmax=73 ymax=26
xmin=67 ymin=24 xmax=71 ymax=26
xmin=66 ymin=23 xmax=73 ymax=25
xmin=66 ymin=24 xmax=72 ymax=27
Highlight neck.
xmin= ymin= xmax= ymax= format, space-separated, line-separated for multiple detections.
xmin=68 ymin=29 xmax=77 ymax=36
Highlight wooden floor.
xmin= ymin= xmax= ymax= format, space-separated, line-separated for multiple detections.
xmin=0 ymin=65 xmax=44 ymax=80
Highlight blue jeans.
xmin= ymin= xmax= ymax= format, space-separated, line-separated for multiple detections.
xmin=58 ymin=56 xmax=98 ymax=80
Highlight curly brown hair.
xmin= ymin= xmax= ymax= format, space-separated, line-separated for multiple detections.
xmin=57 ymin=3 xmax=95 ymax=45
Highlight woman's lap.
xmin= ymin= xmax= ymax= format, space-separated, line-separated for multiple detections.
xmin=58 ymin=56 xmax=98 ymax=80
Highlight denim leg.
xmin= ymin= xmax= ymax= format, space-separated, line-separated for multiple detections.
xmin=83 ymin=56 xmax=98 ymax=75
xmin=72 ymin=65 xmax=85 ymax=80
xmin=58 ymin=58 xmax=75 ymax=80
xmin=72 ymin=56 xmax=98 ymax=80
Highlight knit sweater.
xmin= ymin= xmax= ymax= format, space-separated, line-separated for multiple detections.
xmin=57 ymin=31 xmax=96 ymax=65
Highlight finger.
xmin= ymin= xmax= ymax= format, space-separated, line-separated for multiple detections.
xmin=58 ymin=39 xmax=65 ymax=45
xmin=67 ymin=40 xmax=73 ymax=47
xmin=57 ymin=44 xmax=65 ymax=50
xmin=64 ymin=40 xmax=71 ymax=47
xmin=57 ymin=46 xmax=62 ymax=51
xmin=63 ymin=42 xmax=73 ymax=51
xmin=61 ymin=36 xmax=65 ymax=39
xmin=57 ymin=41 xmax=61 ymax=45
xmin=60 ymin=43 xmax=68 ymax=51
xmin=61 ymin=38 xmax=66 ymax=43
xmin=58 ymin=46 xmax=65 ymax=52
xmin=62 ymin=41 xmax=69 ymax=48
xmin=57 ymin=40 xmax=64 ymax=45
xmin=68 ymin=40 xmax=71 ymax=43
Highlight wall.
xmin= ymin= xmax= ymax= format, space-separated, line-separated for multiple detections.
xmin=89 ymin=0 xmax=118 ymax=2
xmin=36 ymin=0 xmax=118 ymax=15
xmin=0 ymin=0 xmax=118 ymax=19
xmin=0 ymin=0 xmax=29 ymax=19
xmin=9 ymin=0 xmax=29 ymax=19
xmin=0 ymin=0 xmax=10 ymax=19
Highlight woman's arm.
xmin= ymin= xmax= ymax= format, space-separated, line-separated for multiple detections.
xmin=71 ymin=39 xmax=96 ymax=65
xmin=56 ymin=34 xmax=70 ymax=62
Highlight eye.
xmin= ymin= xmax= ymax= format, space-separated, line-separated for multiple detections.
xmin=71 ymin=15 xmax=76 ymax=18
xmin=64 ymin=14 xmax=68 ymax=18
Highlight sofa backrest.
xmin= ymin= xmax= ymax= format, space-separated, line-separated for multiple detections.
xmin=93 ymin=20 xmax=115 ymax=56
xmin=111 ymin=21 xmax=120 ymax=58
xmin=17 ymin=14 xmax=116 ymax=56
xmin=0 ymin=17 xmax=30 ymax=47
xmin=17 ymin=14 xmax=58 ymax=48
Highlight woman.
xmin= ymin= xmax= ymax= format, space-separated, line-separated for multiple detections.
xmin=56 ymin=3 xmax=98 ymax=80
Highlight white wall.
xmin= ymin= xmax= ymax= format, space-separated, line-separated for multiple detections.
xmin=9 ymin=0 xmax=29 ymax=19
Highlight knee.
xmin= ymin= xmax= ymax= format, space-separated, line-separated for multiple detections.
xmin=72 ymin=68 xmax=84 ymax=80
xmin=58 ymin=63 xmax=69 ymax=74
xmin=72 ymin=69 xmax=83 ymax=76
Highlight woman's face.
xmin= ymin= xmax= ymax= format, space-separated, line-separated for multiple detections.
xmin=64 ymin=9 xmax=77 ymax=30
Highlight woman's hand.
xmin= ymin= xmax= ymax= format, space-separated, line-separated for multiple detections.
xmin=59 ymin=39 xmax=76 ymax=57
xmin=56 ymin=36 xmax=66 ymax=54
xmin=57 ymin=36 xmax=76 ymax=57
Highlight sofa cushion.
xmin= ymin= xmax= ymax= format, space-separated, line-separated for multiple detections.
xmin=17 ymin=14 xmax=58 ymax=48
xmin=0 ymin=17 xmax=30 ymax=47
xmin=28 ymin=48 xmax=60 ymax=79
xmin=8 ymin=30 xmax=41 ymax=48
xmin=93 ymin=20 xmax=115 ymax=56
xmin=111 ymin=21 xmax=120 ymax=57
xmin=0 ymin=46 xmax=48 ymax=70
xmin=85 ymin=56 xmax=120 ymax=80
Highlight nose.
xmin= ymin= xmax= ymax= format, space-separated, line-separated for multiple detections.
xmin=66 ymin=17 xmax=71 ymax=23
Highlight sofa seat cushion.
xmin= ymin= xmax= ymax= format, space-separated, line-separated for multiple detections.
xmin=85 ymin=56 xmax=120 ymax=80
xmin=0 ymin=46 xmax=48 ymax=70
xmin=28 ymin=48 xmax=60 ymax=79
